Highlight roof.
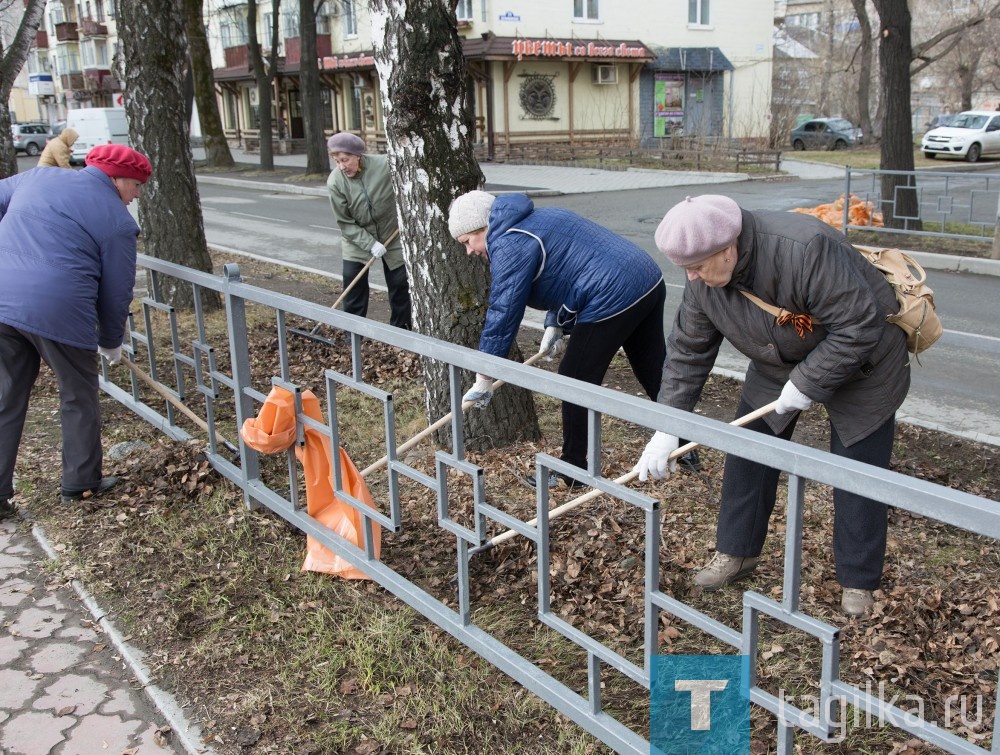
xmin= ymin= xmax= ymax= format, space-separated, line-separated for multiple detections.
xmin=646 ymin=46 xmax=734 ymax=72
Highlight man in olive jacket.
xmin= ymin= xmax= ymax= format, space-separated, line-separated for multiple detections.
xmin=635 ymin=195 xmax=910 ymax=617
xmin=326 ymin=132 xmax=411 ymax=330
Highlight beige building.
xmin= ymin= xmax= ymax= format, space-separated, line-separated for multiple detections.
xmin=206 ymin=0 xmax=774 ymax=158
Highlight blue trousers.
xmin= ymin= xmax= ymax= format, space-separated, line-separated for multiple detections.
xmin=0 ymin=324 xmax=103 ymax=500
xmin=715 ymin=397 xmax=894 ymax=589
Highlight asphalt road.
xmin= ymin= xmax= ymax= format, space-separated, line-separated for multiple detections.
xmin=194 ymin=176 xmax=1000 ymax=445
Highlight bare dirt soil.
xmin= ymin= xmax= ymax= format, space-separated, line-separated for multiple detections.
xmin=10 ymin=255 xmax=999 ymax=755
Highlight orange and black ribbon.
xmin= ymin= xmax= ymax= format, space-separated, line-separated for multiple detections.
xmin=776 ymin=310 xmax=815 ymax=339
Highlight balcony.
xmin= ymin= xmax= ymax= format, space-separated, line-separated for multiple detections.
xmin=83 ymin=68 xmax=112 ymax=91
xmin=223 ymin=45 xmax=249 ymax=69
xmin=79 ymin=18 xmax=108 ymax=37
xmin=33 ymin=30 xmax=48 ymax=48
xmin=60 ymin=73 xmax=85 ymax=90
xmin=54 ymin=22 xmax=79 ymax=42
xmin=282 ymin=35 xmax=332 ymax=67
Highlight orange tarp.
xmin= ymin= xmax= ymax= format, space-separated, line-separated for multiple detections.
xmin=790 ymin=193 xmax=884 ymax=230
xmin=241 ymin=386 xmax=381 ymax=580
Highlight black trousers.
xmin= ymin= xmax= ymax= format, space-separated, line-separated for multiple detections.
xmin=0 ymin=323 xmax=103 ymax=500
xmin=715 ymin=396 xmax=894 ymax=590
xmin=341 ymin=258 xmax=412 ymax=330
xmin=557 ymin=281 xmax=667 ymax=470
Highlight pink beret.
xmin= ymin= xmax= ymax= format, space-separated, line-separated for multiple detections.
xmin=655 ymin=195 xmax=742 ymax=266
xmin=85 ymin=144 xmax=152 ymax=183
xmin=326 ymin=132 xmax=366 ymax=156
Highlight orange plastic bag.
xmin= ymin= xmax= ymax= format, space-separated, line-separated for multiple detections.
xmin=240 ymin=386 xmax=381 ymax=580
xmin=790 ymin=193 xmax=884 ymax=230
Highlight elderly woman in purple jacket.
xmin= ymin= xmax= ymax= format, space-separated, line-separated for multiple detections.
xmin=635 ymin=194 xmax=911 ymax=617
xmin=0 ymin=144 xmax=152 ymax=518
xmin=448 ymin=190 xmax=697 ymax=488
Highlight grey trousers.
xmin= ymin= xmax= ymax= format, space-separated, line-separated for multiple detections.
xmin=0 ymin=323 xmax=103 ymax=499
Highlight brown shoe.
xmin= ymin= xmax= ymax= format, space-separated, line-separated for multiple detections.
xmin=841 ymin=588 xmax=875 ymax=617
xmin=693 ymin=552 xmax=759 ymax=591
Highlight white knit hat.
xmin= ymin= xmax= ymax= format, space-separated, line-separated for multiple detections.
xmin=448 ymin=190 xmax=496 ymax=239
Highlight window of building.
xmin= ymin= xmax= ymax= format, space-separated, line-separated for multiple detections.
xmin=349 ymin=87 xmax=362 ymax=130
xmin=53 ymin=47 xmax=81 ymax=74
xmin=321 ymin=88 xmax=334 ymax=131
xmin=573 ymin=0 xmax=599 ymax=21
xmin=281 ymin=8 xmax=299 ymax=38
xmin=81 ymin=40 xmax=96 ymax=68
xmin=343 ymin=0 xmax=358 ymax=37
xmin=94 ymin=39 xmax=108 ymax=66
xmin=221 ymin=18 xmax=248 ymax=47
xmin=688 ymin=0 xmax=710 ymax=26
xmin=316 ymin=2 xmax=331 ymax=34
xmin=456 ymin=0 xmax=473 ymax=21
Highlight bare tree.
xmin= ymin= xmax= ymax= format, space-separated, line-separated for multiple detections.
xmin=246 ymin=0 xmax=281 ymax=171
xmin=369 ymin=0 xmax=539 ymax=449
xmin=117 ymin=0 xmax=219 ymax=309
xmin=181 ymin=0 xmax=235 ymax=169
xmin=0 ymin=0 xmax=46 ymax=178
xmin=299 ymin=0 xmax=329 ymax=175
xmin=848 ymin=0 xmax=877 ymax=141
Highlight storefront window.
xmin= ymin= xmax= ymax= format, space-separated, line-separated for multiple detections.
xmin=349 ymin=88 xmax=362 ymax=131
xmin=654 ymin=73 xmax=685 ymax=137
xmin=321 ymin=89 xmax=334 ymax=132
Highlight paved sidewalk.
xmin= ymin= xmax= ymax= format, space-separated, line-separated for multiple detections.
xmin=0 ymin=516 xmax=207 ymax=755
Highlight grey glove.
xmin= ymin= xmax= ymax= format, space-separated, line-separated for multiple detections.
xmin=538 ymin=326 xmax=565 ymax=360
xmin=371 ymin=241 xmax=387 ymax=258
xmin=98 ymin=345 xmax=122 ymax=365
xmin=462 ymin=374 xmax=494 ymax=409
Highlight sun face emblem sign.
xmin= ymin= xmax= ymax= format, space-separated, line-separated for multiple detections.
xmin=519 ymin=74 xmax=556 ymax=119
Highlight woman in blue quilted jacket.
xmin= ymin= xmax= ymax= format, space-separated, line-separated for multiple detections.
xmin=448 ymin=190 xmax=697 ymax=488
xmin=0 ymin=144 xmax=151 ymax=517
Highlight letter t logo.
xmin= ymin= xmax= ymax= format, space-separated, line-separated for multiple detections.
xmin=674 ymin=679 xmax=729 ymax=730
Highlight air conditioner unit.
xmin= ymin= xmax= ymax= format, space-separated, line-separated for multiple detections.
xmin=592 ymin=64 xmax=618 ymax=85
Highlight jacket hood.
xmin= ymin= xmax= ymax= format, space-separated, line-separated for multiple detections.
xmin=488 ymin=194 xmax=534 ymax=236
xmin=60 ymin=128 xmax=79 ymax=146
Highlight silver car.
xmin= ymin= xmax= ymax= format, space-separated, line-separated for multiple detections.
xmin=11 ymin=123 xmax=53 ymax=156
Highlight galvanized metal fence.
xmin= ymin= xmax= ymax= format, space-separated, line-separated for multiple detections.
xmin=843 ymin=167 xmax=1000 ymax=244
xmin=100 ymin=253 xmax=1000 ymax=754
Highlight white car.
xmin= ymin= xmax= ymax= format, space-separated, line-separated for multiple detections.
xmin=921 ymin=110 xmax=1000 ymax=162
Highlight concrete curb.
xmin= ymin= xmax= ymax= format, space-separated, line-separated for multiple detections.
xmin=195 ymin=173 xmax=561 ymax=198
xmin=31 ymin=523 xmax=216 ymax=755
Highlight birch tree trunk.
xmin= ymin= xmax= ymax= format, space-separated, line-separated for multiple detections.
xmin=370 ymin=0 xmax=539 ymax=450
xmin=0 ymin=0 xmax=46 ymax=179
xmin=117 ymin=0 xmax=220 ymax=309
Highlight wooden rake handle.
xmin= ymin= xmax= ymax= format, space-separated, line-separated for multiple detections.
xmin=472 ymin=399 xmax=781 ymax=554
xmin=360 ymin=349 xmax=549 ymax=478
xmin=331 ymin=227 xmax=400 ymax=311
xmin=122 ymin=358 xmax=238 ymax=454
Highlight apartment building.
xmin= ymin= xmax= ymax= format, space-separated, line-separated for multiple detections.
xmin=206 ymin=0 xmax=774 ymax=157
xmin=14 ymin=0 xmax=121 ymax=126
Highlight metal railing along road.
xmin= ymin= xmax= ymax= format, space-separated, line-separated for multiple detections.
xmin=843 ymin=166 xmax=1000 ymax=244
xmin=99 ymin=253 xmax=1000 ymax=754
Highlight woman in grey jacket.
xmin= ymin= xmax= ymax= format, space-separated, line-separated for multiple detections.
xmin=635 ymin=194 xmax=910 ymax=617
xmin=326 ymin=132 xmax=411 ymax=330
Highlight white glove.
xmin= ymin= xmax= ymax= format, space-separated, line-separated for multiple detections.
xmin=371 ymin=241 xmax=387 ymax=258
xmin=538 ymin=326 xmax=565 ymax=360
xmin=462 ymin=374 xmax=494 ymax=409
xmin=775 ymin=380 xmax=813 ymax=415
xmin=634 ymin=431 xmax=679 ymax=482
xmin=98 ymin=345 xmax=122 ymax=365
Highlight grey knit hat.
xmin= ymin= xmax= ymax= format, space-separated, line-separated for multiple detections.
xmin=448 ymin=190 xmax=496 ymax=239
xmin=326 ymin=132 xmax=366 ymax=156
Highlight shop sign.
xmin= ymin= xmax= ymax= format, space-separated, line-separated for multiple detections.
xmin=498 ymin=11 xmax=521 ymax=21
xmin=321 ymin=52 xmax=376 ymax=71
xmin=654 ymin=73 xmax=685 ymax=137
xmin=28 ymin=74 xmax=54 ymax=96
xmin=511 ymin=38 xmax=650 ymax=62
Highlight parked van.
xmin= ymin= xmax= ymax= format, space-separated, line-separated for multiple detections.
xmin=66 ymin=108 xmax=129 ymax=165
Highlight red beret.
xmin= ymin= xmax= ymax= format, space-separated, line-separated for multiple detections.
xmin=85 ymin=144 xmax=152 ymax=183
